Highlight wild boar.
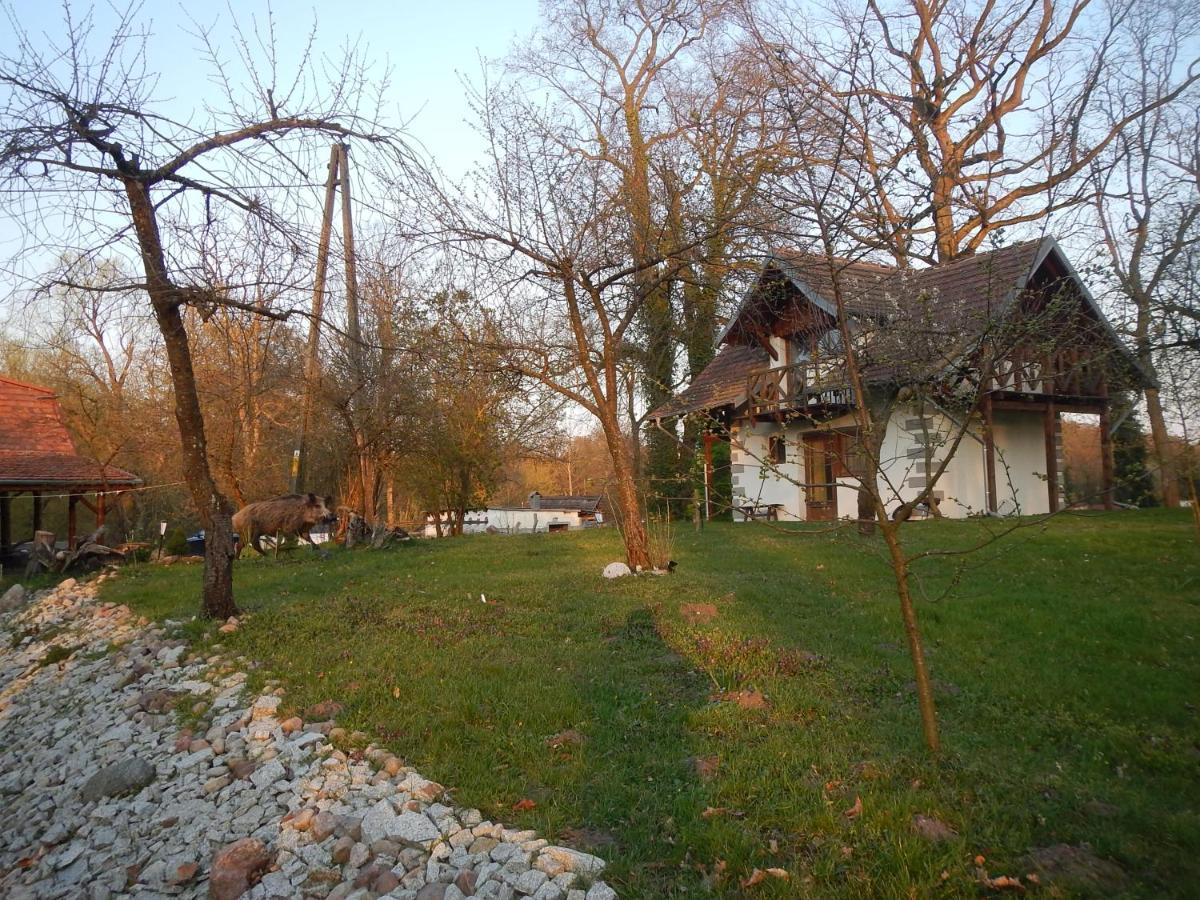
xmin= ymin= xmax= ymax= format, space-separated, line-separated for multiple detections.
xmin=232 ymin=493 xmax=336 ymax=557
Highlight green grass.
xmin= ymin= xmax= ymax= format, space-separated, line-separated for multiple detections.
xmin=100 ymin=511 xmax=1200 ymax=898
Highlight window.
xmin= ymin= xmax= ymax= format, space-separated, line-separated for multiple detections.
xmin=769 ymin=434 xmax=787 ymax=465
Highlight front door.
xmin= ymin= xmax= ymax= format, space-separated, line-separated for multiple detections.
xmin=803 ymin=433 xmax=838 ymax=521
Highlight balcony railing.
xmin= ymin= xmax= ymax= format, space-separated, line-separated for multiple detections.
xmin=989 ymin=348 xmax=1106 ymax=398
xmin=746 ymin=359 xmax=854 ymax=417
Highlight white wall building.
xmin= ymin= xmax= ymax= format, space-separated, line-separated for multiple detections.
xmin=422 ymin=494 xmax=604 ymax=537
xmin=652 ymin=238 xmax=1147 ymax=521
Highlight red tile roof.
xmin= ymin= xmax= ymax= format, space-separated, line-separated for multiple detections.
xmin=0 ymin=376 xmax=141 ymax=489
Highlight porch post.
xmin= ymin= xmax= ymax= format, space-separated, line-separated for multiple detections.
xmin=703 ymin=432 xmax=716 ymax=520
xmin=68 ymin=494 xmax=78 ymax=550
xmin=32 ymin=492 xmax=43 ymax=535
xmin=1044 ymin=402 xmax=1059 ymax=513
xmin=97 ymin=492 xmax=107 ymax=526
xmin=983 ymin=395 xmax=998 ymax=513
xmin=0 ymin=493 xmax=11 ymax=550
xmin=1099 ymin=404 xmax=1115 ymax=510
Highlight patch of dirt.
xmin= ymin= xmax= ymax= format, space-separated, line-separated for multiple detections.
xmin=305 ymin=700 xmax=345 ymax=719
xmin=680 ymin=603 xmax=719 ymax=624
xmin=1082 ymin=800 xmax=1120 ymax=818
xmin=713 ymin=689 xmax=769 ymax=710
xmin=1021 ymin=844 xmax=1129 ymax=894
xmin=690 ymin=755 xmax=719 ymax=780
xmin=911 ymin=814 xmax=957 ymax=842
xmin=546 ymin=729 xmax=585 ymax=750
xmin=558 ymin=826 xmax=617 ymax=851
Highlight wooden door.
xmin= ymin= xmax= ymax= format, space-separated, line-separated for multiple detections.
xmin=803 ymin=433 xmax=838 ymax=521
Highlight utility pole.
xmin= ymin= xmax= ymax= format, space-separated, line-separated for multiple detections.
xmin=337 ymin=143 xmax=371 ymax=519
xmin=291 ymin=143 xmax=341 ymax=494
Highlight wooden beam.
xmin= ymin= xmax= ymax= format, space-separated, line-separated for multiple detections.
xmin=32 ymin=492 xmax=42 ymax=535
xmin=0 ymin=493 xmax=10 ymax=550
xmin=983 ymin=396 xmax=998 ymax=514
xmin=97 ymin=492 xmax=107 ymax=526
xmin=1044 ymin=401 xmax=1059 ymax=513
xmin=1099 ymin=404 xmax=1115 ymax=510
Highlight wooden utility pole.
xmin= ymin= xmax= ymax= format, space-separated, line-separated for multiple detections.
xmin=337 ymin=143 xmax=371 ymax=518
xmin=291 ymin=144 xmax=342 ymax=494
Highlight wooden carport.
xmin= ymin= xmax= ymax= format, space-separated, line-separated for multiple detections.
xmin=0 ymin=376 xmax=141 ymax=556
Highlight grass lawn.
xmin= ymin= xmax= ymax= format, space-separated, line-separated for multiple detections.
xmin=101 ymin=510 xmax=1200 ymax=897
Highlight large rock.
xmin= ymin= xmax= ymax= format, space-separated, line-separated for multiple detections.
xmin=209 ymin=837 xmax=272 ymax=900
xmin=536 ymin=846 xmax=606 ymax=877
xmin=0 ymin=583 xmax=27 ymax=612
xmin=79 ymin=758 xmax=156 ymax=802
xmin=361 ymin=799 xmax=400 ymax=845
xmin=392 ymin=810 xmax=441 ymax=847
xmin=601 ymin=562 xmax=631 ymax=579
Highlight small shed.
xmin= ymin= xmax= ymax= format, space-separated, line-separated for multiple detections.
xmin=0 ymin=375 xmax=142 ymax=555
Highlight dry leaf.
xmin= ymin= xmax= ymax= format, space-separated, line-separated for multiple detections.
xmin=844 ymin=795 xmax=863 ymax=818
xmin=740 ymin=868 xmax=766 ymax=888
xmin=981 ymin=874 xmax=1025 ymax=892
xmin=765 ymin=868 xmax=789 ymax=879
xmin=512 ymin=798 xmax=537 ymax=812
xmin=768 ymin=839 xmax=779 ymax=854
xmin=974 ymin=855 xmax=987 ymax=866
xmin=392 ymin=687 xmax=400 ymax=699
xmin=701 ymin=806 xmax=744 ymax=819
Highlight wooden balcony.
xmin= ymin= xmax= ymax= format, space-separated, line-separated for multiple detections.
xmin=989 ymin=348 xmax=1106 ymax=400
xmin=746 ymin=360 xmax=855 ymax=418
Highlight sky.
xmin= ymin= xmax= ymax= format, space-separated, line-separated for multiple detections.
xmin=7 ymin=0 xmax=541 ymax=177
xmin=0 ymin=0 xmax=543 ymax=307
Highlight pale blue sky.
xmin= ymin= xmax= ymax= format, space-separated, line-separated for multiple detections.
xmin=0 ymin=1 xmax=543 ymax=311
xmin=8 ymin=0 xmax=541 ymax=176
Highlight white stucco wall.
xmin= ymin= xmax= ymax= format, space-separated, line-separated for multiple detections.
xmin=732 ymin=404 xmax=1059 ymax=521
xmin=729 ymin=422 xmax=805 ymax=520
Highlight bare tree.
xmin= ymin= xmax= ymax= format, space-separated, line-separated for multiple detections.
xmin=0 ymin=5 xmax=407 ymax=616
xmin=1089 ymin=4 xmax=1200 ymax=507
xmin=670 ymin=7 xmax=1158 ymax=751
xmin=748 ymin=0 xmax=1198 ymax=264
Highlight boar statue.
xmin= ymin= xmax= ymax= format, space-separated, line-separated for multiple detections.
xmin=233 ymin=493 xmax=336 ymax=558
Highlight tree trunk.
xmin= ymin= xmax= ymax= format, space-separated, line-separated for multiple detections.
xmin=879 ymin=518 xmax=941 ymax=752
xmin=1144 ymin=387 xmax=1180 ymax=507
xmin=123 ymin=177 xmax=238 ymax=619
xmin=599 ymin=407 xmax=651 ymax=569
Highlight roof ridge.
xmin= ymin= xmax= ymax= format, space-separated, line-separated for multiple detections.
xmin=0 ymin=374 xmax=57 ymax=393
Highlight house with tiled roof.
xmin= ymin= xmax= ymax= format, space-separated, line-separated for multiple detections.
xmin=652 ymin=238 xmax=1146 ymax=521
xmin=0 ymin=375 xmax=141 ymax=552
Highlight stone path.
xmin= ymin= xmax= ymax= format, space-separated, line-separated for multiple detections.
xmin=0 ymin=578 xmax=617 ymax=900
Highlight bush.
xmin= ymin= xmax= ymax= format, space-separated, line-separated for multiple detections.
xmin=164 ymin=528 xmax=189 ymax=556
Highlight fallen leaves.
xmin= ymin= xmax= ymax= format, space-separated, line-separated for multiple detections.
xmin=740 ymin=867 xmax=790 ymax=888
xmin=843 ymin=795 xmax=863 ymax=819
xmin=511 ymin=798 xmax=537 ymax=812
xmin=701 ymin=806 xmax=746 ymax=819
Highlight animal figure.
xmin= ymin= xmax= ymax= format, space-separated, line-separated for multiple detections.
xmin=232 ymin=493 xmax=336 ymax=558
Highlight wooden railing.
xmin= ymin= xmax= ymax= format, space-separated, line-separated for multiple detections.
xmin=989 ymin=348 xmax=1106 ymax=398
xmin=746 ymin=360 xmax=854 ymax=417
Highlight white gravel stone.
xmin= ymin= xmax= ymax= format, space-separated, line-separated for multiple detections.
xmin=0 ymin=577 xmax=618 ymax=900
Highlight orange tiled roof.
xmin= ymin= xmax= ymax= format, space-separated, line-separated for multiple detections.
xmin=0 ymin=376 xmax=141 ymax=489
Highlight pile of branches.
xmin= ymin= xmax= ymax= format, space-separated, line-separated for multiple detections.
xmin=24 ymin=528 xmax=124 ymax=577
